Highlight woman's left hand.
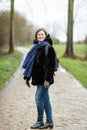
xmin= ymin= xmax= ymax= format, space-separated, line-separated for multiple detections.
xmin=44 ymin=80 xmax=49 ymax=88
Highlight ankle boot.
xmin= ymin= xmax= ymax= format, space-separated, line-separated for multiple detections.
xmin=31 ymin=121 xmax=44 ymax=129
xmin=39 ymin=121 xmax=53 ymax=129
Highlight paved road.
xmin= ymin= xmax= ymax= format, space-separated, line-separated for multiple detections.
xmin=0 ymin=47 xmax=87 ymax=130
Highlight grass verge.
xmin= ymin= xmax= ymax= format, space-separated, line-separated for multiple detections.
xmin=0 ymin=50 xmax=22 ymax=89
xmin=54 ymin=44 xmax=87 ymax=88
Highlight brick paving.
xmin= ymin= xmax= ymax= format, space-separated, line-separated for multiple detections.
xmin=0 ymin=47 xmax=87 ymax=130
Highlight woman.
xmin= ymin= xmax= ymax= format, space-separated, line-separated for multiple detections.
xmin=22 ymin=28 xmax=56 ymax=129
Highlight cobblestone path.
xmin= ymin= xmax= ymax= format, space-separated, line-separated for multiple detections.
xmin=0 ymin=47 xmax=87 ymax=130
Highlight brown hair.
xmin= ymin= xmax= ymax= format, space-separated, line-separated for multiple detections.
xmin=35 ymin=28 xmax=47 ymax=40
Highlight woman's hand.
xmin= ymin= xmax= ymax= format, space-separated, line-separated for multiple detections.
xmin=44 ymin=80 xmax=49 ymax=88
xmin=26 ymin=79 xmax=31 ymax=88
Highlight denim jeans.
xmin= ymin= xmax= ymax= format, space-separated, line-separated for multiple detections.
xmin=35 ymin=85 xmax=53 ymax=122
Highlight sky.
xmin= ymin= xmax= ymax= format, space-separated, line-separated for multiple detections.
xmin=1 ymin=0 xmax=87 ymax=42
xmin=14 ymin=0 xmax=68 ymax=41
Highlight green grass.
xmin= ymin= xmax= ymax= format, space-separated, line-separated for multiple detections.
xmin=74 ymin=44 xmax=87 ymax=57
xmin=54 ymin=44 xmax=87 ymax=88
xmin=0 ymin=50 xmax=22 ymax=89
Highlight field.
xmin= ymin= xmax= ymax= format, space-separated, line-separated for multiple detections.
xmin=54 ymin=44 xmax=87 ymax=88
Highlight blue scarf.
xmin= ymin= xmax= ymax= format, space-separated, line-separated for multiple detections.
xmin=22 ymin=41 xmax=49 ymax=79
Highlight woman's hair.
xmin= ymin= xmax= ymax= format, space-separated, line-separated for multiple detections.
xmin=35 ymin=28 xmax=47 ymax=40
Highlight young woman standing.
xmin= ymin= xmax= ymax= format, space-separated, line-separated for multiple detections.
xmin=22 ymin=28 xmax=56 ymax=129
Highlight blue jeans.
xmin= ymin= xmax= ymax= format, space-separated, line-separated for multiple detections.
xmin=35 ymin=85 xmax=53 ymax=122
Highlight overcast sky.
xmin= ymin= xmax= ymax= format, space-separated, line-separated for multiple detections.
xmin=1 ymin=0 xmax=87 ymax=42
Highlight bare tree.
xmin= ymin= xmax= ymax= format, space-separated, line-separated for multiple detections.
xmin=8 ymin=0 xmax=14 ymax=53
xmin=0 ymin=0 xmax=10 ymax=53
xmin=14 ymin=12 xmax=34 ymax=45
xmin=84 ymin=36 xmax=87 ymax=60
xmin=0 ymin=12 xmax=10 ymax=50
xmin=63 ymin=0 xmax=74 ymax=57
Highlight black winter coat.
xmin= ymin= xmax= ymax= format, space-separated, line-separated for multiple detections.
xmin=31 ymin=43 xmax=55 ymax=86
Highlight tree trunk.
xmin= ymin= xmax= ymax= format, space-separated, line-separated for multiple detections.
xmin=8 ymin=0 xmax=14 ymax=53
xmin=84 ymin=36 xmax=87 ymax=60
xmin=64 ymin=0 xmax=74 ymax=57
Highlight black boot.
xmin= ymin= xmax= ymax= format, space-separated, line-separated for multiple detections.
xmin=39 ymin=121 xmax=53 ymax=129
xmin=31 ymin=121 xmax=44 ymax=129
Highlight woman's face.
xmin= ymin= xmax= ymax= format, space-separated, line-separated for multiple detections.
xmin=36 ymin=30 xmax=46 ymax=42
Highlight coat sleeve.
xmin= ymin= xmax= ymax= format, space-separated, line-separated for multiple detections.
xmin=44 ymin=46 xmax=55 ymax=82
